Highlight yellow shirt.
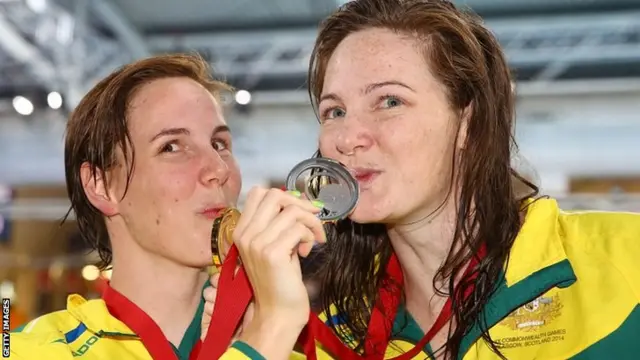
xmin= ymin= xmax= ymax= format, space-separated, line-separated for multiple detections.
xmin=8 ymin=285 xmax=258 ymax=360
xmin=8 ymin=198 xmax=640 ymax=359
xmin=302 ymin=198 xmax=640 ymax=359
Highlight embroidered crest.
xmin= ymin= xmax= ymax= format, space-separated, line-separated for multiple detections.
xmin=500 ymin=294 xmax=563 ymax=332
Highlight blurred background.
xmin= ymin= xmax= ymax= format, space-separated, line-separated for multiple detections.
xmin=1 ymin=0 xmax=640 ymax=327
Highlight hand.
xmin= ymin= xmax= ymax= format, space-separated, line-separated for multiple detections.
xmin=233 ymin=187 xmax=326 ymax=357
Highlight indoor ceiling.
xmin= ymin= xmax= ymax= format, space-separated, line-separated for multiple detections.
xmin=92 ymin=0 xmax=640 ymax=34
xmin=1 ymin=0 xmax=640 ymax=111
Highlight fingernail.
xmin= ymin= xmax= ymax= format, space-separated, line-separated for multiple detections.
xmin=288 ymin=190 xmax=301 ymax=197
xmin=312 ymin=200 xmax=325 ymax=208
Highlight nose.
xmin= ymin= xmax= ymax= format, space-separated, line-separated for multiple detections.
xmin=200 ymin=149 xmax=230 ymax=186
xmin=334 ymin=116 xmax=374 ymax=156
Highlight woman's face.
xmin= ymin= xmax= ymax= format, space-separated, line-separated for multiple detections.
xmin=103 ymin=77 xmax=242 ymax=267
xmin=318 ymin=28 xmax=465 ymax=224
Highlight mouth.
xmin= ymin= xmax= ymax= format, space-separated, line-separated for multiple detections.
xmin=351 ymin=167 xmax=382 ymax=186
xmin=200 ymin=206 xmax=227 ymax=220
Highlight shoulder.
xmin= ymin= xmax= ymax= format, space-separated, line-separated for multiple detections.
xmin=12 ymin=309 xmax=77 ymax=336
xmin=9 ymin=311 xmax=79 ymax=359
xmin=523 ymin=197 xmax=640 ymax=255
xmin=557 ymin=207 xmax=640 ymax=298
xmin=557 ymin=207 xmax=640 ymax=253
xmin=12 ymin=303 xmax=84 ymax=337
xmin=8 ymin=295 xmax=109 ymax=359
xmin=515 ymin=198 xmax=640 ymax=297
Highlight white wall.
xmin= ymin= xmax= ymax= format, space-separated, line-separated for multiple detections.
xmin=0 ymin=111 xmax=67 ymax=185
xmin=517 ymin=92 xmax=640 ymax=125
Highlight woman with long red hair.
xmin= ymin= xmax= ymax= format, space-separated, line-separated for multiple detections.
xmin=205 ymin=1 xmax=640 ymax=359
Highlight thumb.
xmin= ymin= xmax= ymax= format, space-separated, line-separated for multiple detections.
xmin=200 ymin=275 xmax=220 ymax=341
xmin=209 ymin=273 xmax=220 ymax=288
xmin=232 ymin=301 xmax=256 ymax=343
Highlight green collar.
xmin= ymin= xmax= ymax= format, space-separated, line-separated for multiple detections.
xmin=71 ymin=280 xmax=207 ymax=360
xmin=390 ymin=259 xmax=576 ymax=360
xmin=171 ymin=293 xmax=205 ymax=360
xmin=457 ymin=198 xmax=578 ymax=359
xmin=458 ymin=260 xmax=575 ymax=359
xmin=392 ymin=199 xmax=578 ymax=359
xmin=392 ymin=305 xmax=435 ymax=356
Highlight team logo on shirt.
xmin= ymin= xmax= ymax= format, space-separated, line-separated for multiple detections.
xmin=499 ymin=294 xmax=563 ymax=332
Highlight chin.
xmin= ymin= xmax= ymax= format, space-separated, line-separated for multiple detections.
xmin=195 ymin=251 xmax=214 ymax=268
xmin=347 ymin=195 xmax=392 ymax=224
xmin=180 ymin=258 xmax=213 ymax=269
xmin=348 ymin=207 xmax=388 ymax=224
xmin=171 ymin=247 xmax=213 ymax=268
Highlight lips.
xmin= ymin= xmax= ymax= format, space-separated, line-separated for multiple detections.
xmin=351 ymin=167 xmax=381 ymax=187
xmin=200 ymin=207 xmax=226 ymax=220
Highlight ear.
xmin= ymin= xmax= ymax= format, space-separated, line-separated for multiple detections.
xmin=456 ymin=102 xmax=473 ymax=150
xmin=80 ymin=162 xmax=119 ymax=217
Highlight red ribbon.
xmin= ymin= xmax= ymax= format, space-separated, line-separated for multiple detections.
xmin=199 ymin=246 xmax=253 ymax=358
xmin=104 ymin=243 xmax=485 ymax=360
xmin=101 ymin=247 xmax=251 ymax=360
xmin=205 ymin=244 xmax=486 ymax=359
xmin=103 ymin=284 xmax=203 ymax=360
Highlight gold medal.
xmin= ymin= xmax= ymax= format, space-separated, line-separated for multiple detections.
xmin=211 ymin=207 xmax=240 ymax=266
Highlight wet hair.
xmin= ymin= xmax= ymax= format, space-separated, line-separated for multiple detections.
xmin=63 ymin=53 xmax=231 ymax=269
xmin=307 ymin=0 xmax=537 ymax=358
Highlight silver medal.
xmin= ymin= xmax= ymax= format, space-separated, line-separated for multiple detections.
xmin=285 ymin=158 xmax=359 ymax=222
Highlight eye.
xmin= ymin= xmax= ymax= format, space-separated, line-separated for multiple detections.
xmin=321 ymin=107 xmax=346 ymax=121
xmin=160 ymin=141 xmax=180 ymax=153
xmin=212 ymin=139 xmax=230 ymax=152
xmin=380 ymin=95 xmax=403 ymax=109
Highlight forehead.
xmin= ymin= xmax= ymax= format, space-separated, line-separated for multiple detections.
xmin=127 ymin=77 xmax=224 ymax=136
xmin=323 ymin=28 xmax=430 ymax=92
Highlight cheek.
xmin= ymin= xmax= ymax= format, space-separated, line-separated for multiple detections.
xmin=161 ymin=168 xmax=200 ymax=203
xmin=127 ymin=165 xmax=199 ymax=210
xmin=380 ymin=118 xmax=431 ymax=167
xmin=224 ymin=160 xmax=242 ymax=201
xmin=318 ymin=127 xmax=337 ymax=156
xmin=391 ymin=121 xmax=457 ymax=187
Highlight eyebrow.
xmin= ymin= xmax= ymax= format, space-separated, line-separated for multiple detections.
xmin=364 ymin=80 xmax=415 ymax=94
xmin=318 ymin=80 xmax=415 ymax=104
xmin=149 ymin=125 xmax=231 ymax=143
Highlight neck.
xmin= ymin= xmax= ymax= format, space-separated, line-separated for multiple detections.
xmin=109 ymin=238 xmax=207 ymax=347
xmin=387 ymin=197 xmax=461 ymax=315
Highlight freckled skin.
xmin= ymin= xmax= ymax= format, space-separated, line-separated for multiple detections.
xmin=108 ymin=77 xmax=242 ymax=267
xmin=318 ymin=28 xmax=463 ymax=224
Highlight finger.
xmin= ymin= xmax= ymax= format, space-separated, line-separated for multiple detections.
xmin=233 ymin=186 xmax=268 ymax=240
xmin=235 ymin=189 xmax=319 ymax=248
xmin=235 ymin=302 xmax=255 ymax=340
xmin=203 ymin=285 xmax=216 ymax=303
xmin=235 ymin=187 xmax=305 ymax=235
xmin=261 ymin=222 xmax=316 ymax=264
xmin=243 ymin=302 xmax=255 ymax=329
xmin=251 ymin=205 xmax=326 ymax=251
xmin=203 ymin=298 xmax=215 ymax=316
xmin=297 ymin=238 xmax=316 ymax=258
xmin=234 ymin=187 xmax=287 ymax=246
xmin=209 ymin=273 xmax=220 ymax=288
